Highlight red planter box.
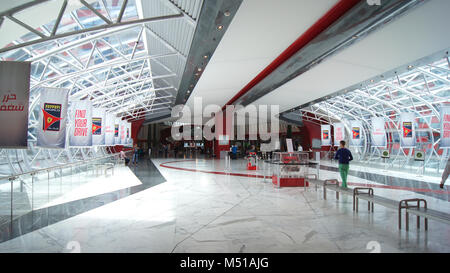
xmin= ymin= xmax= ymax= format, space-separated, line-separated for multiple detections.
xmin=272 ymin=176 xmax=309 ymax=187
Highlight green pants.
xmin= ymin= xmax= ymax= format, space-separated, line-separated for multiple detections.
xmin=339 ymin=164 xmax=350 ymax=188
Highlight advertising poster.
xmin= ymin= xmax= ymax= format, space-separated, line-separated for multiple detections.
xmin=127 ymin=122 xmax=132 ymax=145
xmin=91 ymin=108 xmax=106 ymax=146
xmin=399 ymin=112 xmax=415 ymax=148
xmin=440 ymin=106 xmax=450 ymax=148
xmin=333 ymin=123 xmax=345 ymax=146
xmin=120 ymin=120 xmax=126 ymax=145
xmin=286 ymin=138 xmax=294 ymax=153
xmin=321 ymin=125 xmax=331 ymax=146
xmin=104 ymin=113 xmax=115 ymax=146
xmin=350 ymin=120 xmax=363 ymax=147
xmin=371 ymin=117 xmax=386 ymax=147
xmin=69 ymin=100 xmax=92 ymax=147
xmin=0 ymin=61 xmax=30 ymax=148
xmin=37 ymin=87 xmax=69 ymax=148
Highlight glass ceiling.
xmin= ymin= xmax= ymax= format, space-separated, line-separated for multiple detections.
xmin=0 ymin=0 xmax=201 ymax=122
xmin=299 ymin=56 xmax=450 ymax=131
xmin=288 ymin=55 xmax=450 ymax=173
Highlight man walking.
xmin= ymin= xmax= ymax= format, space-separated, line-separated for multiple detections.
xmin=132 ymin=144 xmax=139 ymax=166
xmin=334 ymin=140 xmax=353 ymax=188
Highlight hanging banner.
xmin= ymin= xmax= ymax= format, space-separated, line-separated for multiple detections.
xmin=104 ymin=113 xmax=115 ymax=146
xmin=69 ymin=100 xmax=92 ymax=147
xmin=333 ymin=123 xmax=345 ymax=146
xmin=399 ymin=112 xmax=416 ymax=148
xmin=37 ymin=87 xmax=69 ymax=148
xmin=440 ymin=106 xmax=450 ymax=148
xmin=91 ymin=108 xmax=106 ymax=146
xmin=371 ymin=117 xmax=386 ymax=147
xmin=321 ymin=125 xmax=331 ymax=146
xmin=120 ymin=120 xmax=126 ymax=145
xmin=114 ymin=118 xmax=120 ymax=145
xmin=126 ymin=122 xmax=132 ymax=145
xmin=350 ymin=120 xmax=363 ymax=147
xmin=0 ymin=61 xmax=30 ymax=148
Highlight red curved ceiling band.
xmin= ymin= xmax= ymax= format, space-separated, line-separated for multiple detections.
xmin=223 ymin=0 xmax=361 ymax=109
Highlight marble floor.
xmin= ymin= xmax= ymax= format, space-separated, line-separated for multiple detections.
xmin=0 ymin=157 xmax=448 ymax=253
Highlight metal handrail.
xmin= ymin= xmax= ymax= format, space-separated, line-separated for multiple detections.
xmin=1 ymin=150 xmax=133 ymax=181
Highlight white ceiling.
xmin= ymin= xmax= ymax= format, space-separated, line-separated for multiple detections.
xmin=252 ymin=0 xmax=450 ymax=112
xmin=186 ymin=0 xmax=450 ymax=125
xmin=185 ymin=0 xmax=338 ymax=110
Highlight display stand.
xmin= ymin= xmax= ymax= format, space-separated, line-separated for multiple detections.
xmin=246 ymin=152 xmax=258 ymax=170
xmin=270 ymin=152 xmax=313 ymax=188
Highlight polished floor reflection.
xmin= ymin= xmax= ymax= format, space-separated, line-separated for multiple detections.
xmin=0 ymin=157 xmax=448 ymax=253
xmin=0 ymin=158 xmax=165 ymax=243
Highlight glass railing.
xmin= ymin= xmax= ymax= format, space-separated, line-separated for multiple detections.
xmin=0 ymin=150 xmax=132 ymax=242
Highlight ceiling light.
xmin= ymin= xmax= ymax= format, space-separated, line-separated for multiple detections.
xmin=204 ymin=55 xmax=208 ymax=59
xmin=408 ymin=65 xmax=413 ymax=69
xmin=197 ymin=67 xmax=202 ymax=72
xmin=217 ymin=25 xmax=223 ymax=30
xmin=224 ymin=11 xmax=231 ymax=17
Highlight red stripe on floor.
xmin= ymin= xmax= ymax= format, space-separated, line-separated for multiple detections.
xmin=159 ymin=160 xmax=450 ymax=195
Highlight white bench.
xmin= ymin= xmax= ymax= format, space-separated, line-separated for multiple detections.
xmin=305 ymin=175 xmax=450 ymax=231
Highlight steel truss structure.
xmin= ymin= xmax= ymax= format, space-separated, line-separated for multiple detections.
xmin=0 ymin=0 xmax=203 ymax=177
xmin=300 ymin=56 xmax=450 ymax=175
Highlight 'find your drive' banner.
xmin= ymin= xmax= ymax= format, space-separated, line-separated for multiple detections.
xmin=37 ymin=87 xmax=69 ymax=148
xmin=104 ymin=113 xmax=115 ymax=146
xmin=441 ymin=106 xmax=450 ymax=148
xmin=69 ymin=100 xmax=92 ymax=147
xmin=371 ymin=117 xmax=386 ymax=147
xmin=0 ymin=61 xmax=30 ymax=148
xmin=333 ymin=123 xmax=345 ymax=146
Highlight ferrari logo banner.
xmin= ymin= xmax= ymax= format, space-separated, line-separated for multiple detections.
xmin=91 ymin=108 xmax=106 ymax=146
xmin=114 ymin=118 xmax=120 ymax=145
xmin=399 ymin=112 xmax=415 ymax=148
xmin=350 ymin=120 xmax=363 ymax=147
xmin=37 ymin=87 xmax=69 ymax=148
xmin=321 ymin=125 xmax=331 ymax=146
xmin=0 ymin=61 xmax=30 ymax=148
xmin=120 ymin=120 xmax=126 ymax=145
xmin=128 ymin=122 xmax=132 ymax=145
